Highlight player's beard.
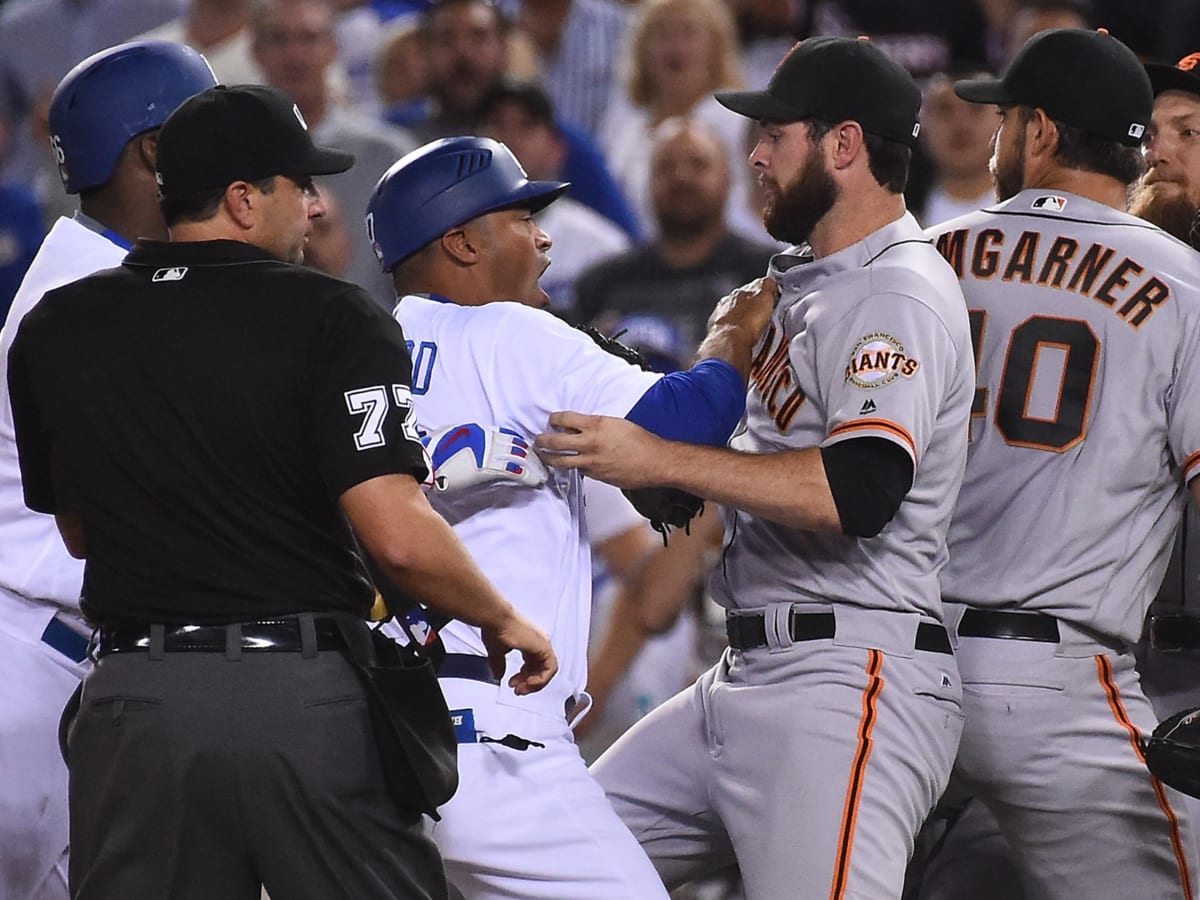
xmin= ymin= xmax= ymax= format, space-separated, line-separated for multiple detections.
xmin=762 ymin=152 xmax=838 ymax=245
xmin=990 ymin=134 xmax=1026 ymax=203
xmin=1128 ymin=180 xmax=1200 ymax=244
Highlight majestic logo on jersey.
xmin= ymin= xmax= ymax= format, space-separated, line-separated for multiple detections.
xmin=1031 ymin=195 xmax=1067 ymax=212
xmin=151 ymin=267 xmax=188 ymax=282
xmin=749 ymin=321 xmax=806 ymax=432
xmin=859 ymin=399 xmax=877 ymax=414
xmin=934 ymin=227 xmax=1171 ymax=328
xmin=845 ymin=333 xmax=920 ymax=389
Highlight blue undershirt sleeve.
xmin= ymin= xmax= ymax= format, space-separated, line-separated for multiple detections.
xmin=625 ymin=359 xmax=745 ymax=446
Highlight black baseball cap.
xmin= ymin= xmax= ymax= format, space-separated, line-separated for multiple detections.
xmin=1146 ymin=52 xmax=1200 ymax=99
xmin=955 ymin=28 xmax=1151 ymax=146
xmin=156 ymin=84 xmax=354 ymax=197
xmin=714 ymin=36 xmax=922 ymax=147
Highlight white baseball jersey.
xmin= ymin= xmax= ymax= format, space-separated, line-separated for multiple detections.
xmin=930 ymin=190 xmax=1200 ymax=647
xmin=393 ymin=294 xmax=661 ymax=720
xmin=712 ymin=212 xmax=974 ymax=620
xmin=0 ymin=214 xmax=126 ymax=900
xmin=1 ymin=215 xmax=126 ymax=608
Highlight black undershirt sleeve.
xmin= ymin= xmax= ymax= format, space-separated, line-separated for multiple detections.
xmin=819 ymin=437 xmax=915 ymax=538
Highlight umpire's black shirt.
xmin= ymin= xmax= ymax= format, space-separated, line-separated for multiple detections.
xmin=7 ymin=239 xmax=426 ymax=625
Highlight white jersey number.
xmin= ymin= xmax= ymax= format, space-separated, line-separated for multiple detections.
xmin=345 ymin=384 xmax=421 ymax=451
xmin=971 ymin=311 xmax=1100 ymax=452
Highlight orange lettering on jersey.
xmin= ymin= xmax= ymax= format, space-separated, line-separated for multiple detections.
xmin=750 ymin=320 xmax=807 ymax=432
xmin=1118 ymin=276 xmax=1170 ymax=327
xmin=776 ymin=390 xmax=805 ymax=430
xmin=1066 ymin=243 xmax=1116 ymax=295
xmin=970 ymin=228 xmax=1004 ymax=279
xmin=1002 ymin=231 xmax=1040 ymax=283
xmin=935 ymin=229 xmax=967 ymax=276
xmin=1037 ymin=236 xmax=1078 ymax=287
xmin=1093 ymin=257 xmax=1143 ymax=308
xmin=953 ymin=228 xmax=1171 ymax=329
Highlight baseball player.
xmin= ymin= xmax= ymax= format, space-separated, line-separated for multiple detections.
xmin=537 ymin=36 xmax=974 ymax=899
xmin=0 ymin=41 xmax=217 ymax=900
xmin=922 ymin=28 xmax=1200 ymax=899
xmin=365 ymin=135 xmax=776 ymax=899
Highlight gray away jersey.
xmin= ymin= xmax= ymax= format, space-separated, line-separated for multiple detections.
xmin=929 ymin=190 xmax=1200 ymax=646
xmin=712 ymin=212 xmax=974 ymax=621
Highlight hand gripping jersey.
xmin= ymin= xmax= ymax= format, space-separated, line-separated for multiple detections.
xmin=931 ymin=190 xmax=1200 ymax=647
xmin=712 ymin=211 xmax=975 ymax=620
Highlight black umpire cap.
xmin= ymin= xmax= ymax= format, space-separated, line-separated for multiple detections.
xmin=714 ymin=36 xmax=923 ymax=147
xmin=156 ymin=84 xmax=354 ymax=196
xmin=954 ymin=28 xmax=1152 ymax=147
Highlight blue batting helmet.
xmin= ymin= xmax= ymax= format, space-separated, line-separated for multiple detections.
xmin=366 ymin=136 xmax=569 ymax=272
xmin=48 ymin=41 xmax=218 ymax=194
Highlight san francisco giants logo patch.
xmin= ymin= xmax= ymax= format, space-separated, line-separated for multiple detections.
xmin=845 ymin=333 xmax=920 ymax=389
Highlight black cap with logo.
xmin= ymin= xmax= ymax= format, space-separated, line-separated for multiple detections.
xmin=955 ymin=29 xmax=1152 ymax=147
xmin=714 ymin=36 xmax=922 ymax=147
xmin=156 ymin=84 xmax=355 ymax=197
xmin=1145 ymin=52 xmax=1200 ymax=99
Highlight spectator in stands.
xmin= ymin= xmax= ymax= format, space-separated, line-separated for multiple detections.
xmin=138 ymin=0 xmax=264 ymax=85
xmin=406 ymin=0 xmax=512 ymax=141
xmin=575 ymin=117 xmax=774 ymax=352
xmin=914 ymin=69 xmax=998 ymax=226
xmin=600 ymin=0 xmax=765 ymax=243
xmin=376 ymin=16 xmax=432 ymax=126
xmin=251 ymin=0 xmax=416 ymax=305
xmin=516 ymin=0 xmax=631 ymax=139
xmin=478 ymin=79 xmax=629 ymax=312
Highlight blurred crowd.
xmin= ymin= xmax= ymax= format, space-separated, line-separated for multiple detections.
xmin=5 ymin=3 xmax=1200 ymax=896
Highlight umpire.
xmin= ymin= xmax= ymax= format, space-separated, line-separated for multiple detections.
xmin=6 ymin=84 xmax=556 ymax=900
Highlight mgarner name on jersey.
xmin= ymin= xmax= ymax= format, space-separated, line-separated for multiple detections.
xmin=935 ymin=226 xmax=1168 ymax=329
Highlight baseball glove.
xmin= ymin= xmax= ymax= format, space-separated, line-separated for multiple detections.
xmin=1144 ymin=706 xmax=1200 ymax=799
xmin=574 ymin=323 xmax=705 ymax=541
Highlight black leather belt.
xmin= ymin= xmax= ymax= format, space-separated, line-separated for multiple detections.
xmin=957 ymin=608 xmax=1060 ymax=643
xmin=725 ymin=610 xmax=952 ymax=655
xmin=94 ymin=617 xmax=346 ymax=657
xmin=438 ymin=653 xmax=500 ymax=684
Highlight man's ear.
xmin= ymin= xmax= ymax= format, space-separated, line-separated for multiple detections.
xmin=223 ymin=181 xmax=258 ymax=229
xmin=828 ymin=119 xmax=866 ymax=172
xmin=138 ymin=132 xmax=159 ymax=173
xmin=1026 ymin=107 xmax=1060 ymax=161
xmin=440 ymin=226 xmax=479 ymax=265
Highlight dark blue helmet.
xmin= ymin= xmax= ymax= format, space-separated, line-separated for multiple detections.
xmin=48 ymin=41 xmax=218 ymax=194
xmin=366 ymin=136 xmax=569 ymax=272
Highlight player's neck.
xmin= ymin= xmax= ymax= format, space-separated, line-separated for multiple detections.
xmin=80 ymin=190 xmax=167 ymax=245
xmin=808 ymin=192 xmax=907 ymax=259
xmin=1021 ymin=165 xmax=1130 ymax=212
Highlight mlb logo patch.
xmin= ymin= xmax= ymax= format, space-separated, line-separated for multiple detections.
xmin=1031 ymin=195 xmax=1067 ymax=212
xmin=151 ymin=267 xmax=188 ymax=282
xmin=1128 ymin=123 xmax=1145 ymax=140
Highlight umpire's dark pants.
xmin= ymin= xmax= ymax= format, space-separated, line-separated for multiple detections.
xmin=66 ymin=634 xmax=447 ymax=900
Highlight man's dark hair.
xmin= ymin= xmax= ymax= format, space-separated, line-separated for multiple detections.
xmin=1014 ymin=106 xmax=1144 ymax=186
xmin=161 ymin=176 xmax=277 ymax=227
xmin=423 ymin=0 xmax=508 ymax=31
xmin=805 ymin=118 xmax=911 ymax=193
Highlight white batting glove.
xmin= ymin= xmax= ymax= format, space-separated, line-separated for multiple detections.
xmin=421 ymin=424 xmax=548 ymax=494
